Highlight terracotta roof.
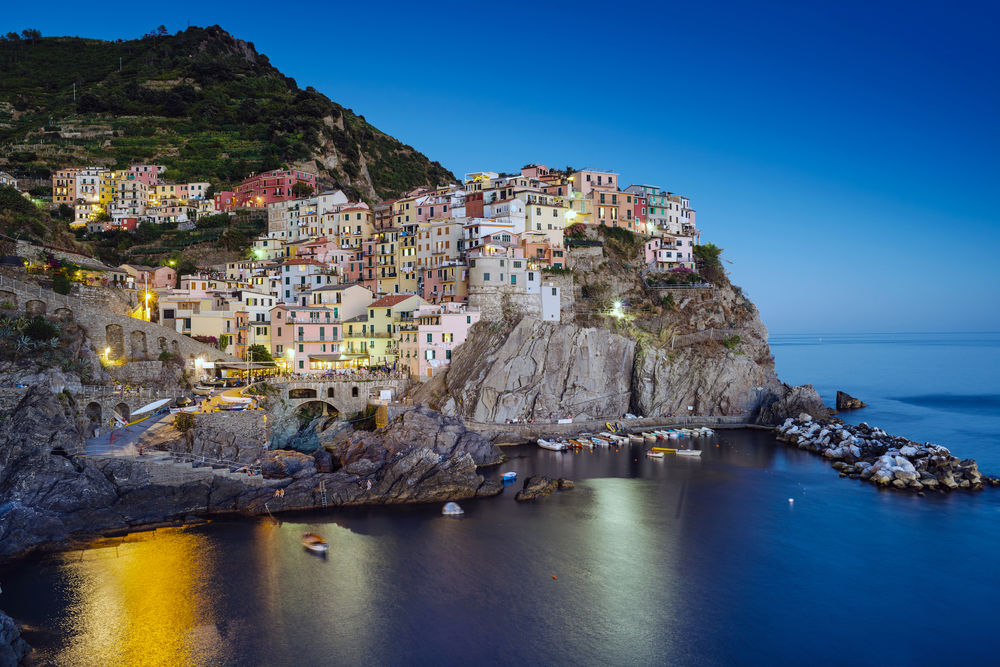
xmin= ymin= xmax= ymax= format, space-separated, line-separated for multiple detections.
xmin=370 ymin=294 xmax=417 ymax=308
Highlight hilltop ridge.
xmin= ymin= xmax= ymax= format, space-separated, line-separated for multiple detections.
xmin=0 ymin=26 xmax=455 ymax=200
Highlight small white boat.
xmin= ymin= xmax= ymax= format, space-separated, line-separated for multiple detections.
xmin=221 ymin=395 xmax=252 ymax=404
xmin=501 ymin=471 xmax=517 ymax=482
xmin=629 ymin=434 xmax=644 ymax=444
xmin=643 ymin=432 xmax=657 ymax=443
xmin=537 ymin=438 xmax=566 ymax=451
xmin=677 ymin=449 xmax=702 ymax=457
xmin=646 ymin=451 xmax=665 ymax=459
xmin=442 ymin=502 xmax=464 ymax=516
xmin=302 ymin=532 xmax=328 ymax=553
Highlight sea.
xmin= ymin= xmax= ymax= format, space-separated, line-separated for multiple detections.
xmin=2 ymin=332 xmax=999 ymax=666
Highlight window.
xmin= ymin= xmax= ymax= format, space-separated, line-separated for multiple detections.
xmin=298 ymin=360 xmax=304 ymax=369
xmin=511 ymin=275 xmax=517 ymax=285
xmin=551 ymin=288 xmax=557 ymax=296
xmin=298 ymin=344 xmax=304 ymax=352
xmin=446 ymin=349 xmax=452 ymax=360
xmin=484 ymin=272 xmax=490 ymax=281
xmin=427 ymin=333 xmax=433 ymax=343
xmin=528 ymin=272 xmax=535 ymax=281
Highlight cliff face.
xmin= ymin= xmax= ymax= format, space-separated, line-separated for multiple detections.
xmin=422 ymin=279 xmax=826 ymax=424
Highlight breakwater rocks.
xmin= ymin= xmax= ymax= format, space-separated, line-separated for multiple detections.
xmin=776 ymin=417 xmax=997 ymax=492
xmin=0 ymin=610 xmax=31 ymax=665
xmin=836 ymin=391 xmax=866 ymax=410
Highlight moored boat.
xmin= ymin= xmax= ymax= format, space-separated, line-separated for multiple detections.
xmin=646 ymin=451 xmax=665 ymax=458
xmin=302 ymin=532 xmax=328 ymax=553
xmin=442 ymin=502 xmax=464 ymax=516
xmin=501 ymin=471 xmax=517 ymax=482
xmin=677 ymin=449 xmax=702 ymax=456
xmin=651 ymin=446 xmax=677 ymax=453
xmin=537 ymin=438 xmax=566 ymax=451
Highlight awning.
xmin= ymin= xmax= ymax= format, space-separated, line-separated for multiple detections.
xmin=216 ymin=362 xmax=274 ymax=370
xmin=309 ymin=353 xmax=368 ymax=362
xmin=132 ymin=398 xmax=172 ymax=415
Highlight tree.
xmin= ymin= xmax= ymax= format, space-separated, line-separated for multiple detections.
xmin=291 ymin=182 xmax=314 ymax=198
xmin=57 ymin=203 xmax=73 ymax=219
xmin=247 ymin=344 xmax=272 ymax=362
xmin=693 ymin=243 xmax=725 ymax=284
xmin=51 ymin=272 xmax=71 ymax=295
xmin=157 ymin=25 xmax=168 ymax=37
xmin=196 ymin=213 xmax=229 ymax=228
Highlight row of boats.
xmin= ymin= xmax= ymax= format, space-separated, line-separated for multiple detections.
xmin=537 ymin=427 xmax=716 ymax=457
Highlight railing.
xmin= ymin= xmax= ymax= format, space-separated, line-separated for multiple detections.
xmin=0 ymin=273 xmax=74 ymax=310
xmin=77 ymin=384 xmax=188 ymax=398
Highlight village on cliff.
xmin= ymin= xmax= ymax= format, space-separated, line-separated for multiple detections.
xmin=16 ymin=163 xmax=703 ymax=381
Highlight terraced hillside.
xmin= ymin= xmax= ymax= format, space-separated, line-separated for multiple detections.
xmin=0 ymin=26 xmax=455 ymax=200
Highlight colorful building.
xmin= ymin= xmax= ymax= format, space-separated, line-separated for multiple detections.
xmin=399 ymin=303 xmax=481 ymax=380
xmin=234 ymin=169 xmax=317 ymax=208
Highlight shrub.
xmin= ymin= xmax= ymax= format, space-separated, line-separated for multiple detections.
xmin=173 ymin=412 xmax=195 ymax=432
xmin=51 ymin=272 xmax=72 ymax=294
xmin=24 ymin=315 xmax=59 ymax=341
xmin=660 ymin=294 xmax=676 ymax=310
xmin=542 ymin=266 xmax=573 ymax=275
xmin=721 ymin=335 xmax=742 ymax=350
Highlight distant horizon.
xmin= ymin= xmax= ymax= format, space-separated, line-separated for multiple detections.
xmin=3 ymin=2 xmax=998 ymax=333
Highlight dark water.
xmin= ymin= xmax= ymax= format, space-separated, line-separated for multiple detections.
xmin=3 ymin=333 xmax=1000 ymax=665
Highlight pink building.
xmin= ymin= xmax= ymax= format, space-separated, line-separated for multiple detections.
xmin=233 ymin=169 xmax=317 ymax=208
xmin=122 ymin=264 xmax=177 ymax=289
xmin=129 ymin=165 xmax=165 ymax=187
xmin=399 ymin=303 xmax=481 ymax=381
xmin=571 ymin=169 xmax=619 ymax=196
xmin=520 ymin=164 xmax=550 ymax=179
xmin=644 ymin=236 xmax=696 ymax=269
xmin=270 ymin=304 xmax=340 ymax=373
xmin=214 ymin=191 xmax=235 ymax=212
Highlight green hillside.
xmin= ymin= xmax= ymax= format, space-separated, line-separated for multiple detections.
xmin=0 ymin=26 xmax=454 ymax=200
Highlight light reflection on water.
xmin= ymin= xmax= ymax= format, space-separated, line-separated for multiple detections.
xmin=3 ymin=428 xmax=1000 ymax=666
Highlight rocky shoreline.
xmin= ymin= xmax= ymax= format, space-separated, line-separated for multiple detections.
xmin=776 ymin=416 xmax=998 ymax=492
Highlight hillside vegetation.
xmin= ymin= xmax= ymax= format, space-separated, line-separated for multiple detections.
xmin=0 ymin=26 xmax=455 ymax=200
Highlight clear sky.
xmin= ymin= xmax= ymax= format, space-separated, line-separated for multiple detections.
xmin=4 ymin=1 xmax=998 ymax=333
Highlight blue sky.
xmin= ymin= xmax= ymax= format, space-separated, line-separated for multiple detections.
xmin=4 ymin=1 xmax=998 ymax=332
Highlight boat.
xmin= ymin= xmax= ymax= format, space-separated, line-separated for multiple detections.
xmin=501 ymin=471 xmax=517 ymax=482
xmin=301 ymin=532 xmax=328 ymax=553
xmin=651 ymin=446 xmax=677 ymax=453
xmin=643 ymin=432 xmax=657 ymax=443
xmin=537 ymin=439 xmax=566 ymax=451
xmin=221 ymin=395 xmax=252 ymax=404
xmin=442 ymin=502 xmax=464 ymax=516
xmin=591 ymin=437 xmax=611 ymax=447
xmin=169 ymin=405 xmax=198 ymax=414
xmin=192 ymin=384 xmax=214 ymax=396
xmin=570 ymin=439 xmax=593 ymax=449
xmin=629 ymin=434 xmax=644 ymax=444
xmin=646 ymin=451 xmax=665 ymax=459
xmin=677 ymin=449 xmax=703 ymax=456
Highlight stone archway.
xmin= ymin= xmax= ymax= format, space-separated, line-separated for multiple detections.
xmin=113 ymin=402 xmax=130 ymax=424
xmin=0 ymin=291 xmax=16 ymax=309
xmin=25 ymin=300 xmax=46 ymax=316
xmin=130 ymin=330 xmax=148 ymax=360
xmin=85 ymin=401 xmax=102 ymax=424
xmin=296 ymin=400 xmax=340 ymax=418
xmin=289 ymin=387 xmax=317 ymax=399
xmin=327 ymin=387 xmax=336 ymax=398
xmin=53 ymin=307 xmax=73 ymax=321
xmin=170 ymin=339 xmax=180 ymax=356
xmin=106 ymin=324 xmax=124 ymax=360
xmin=157 ymin=336 xmax=167 ymax=353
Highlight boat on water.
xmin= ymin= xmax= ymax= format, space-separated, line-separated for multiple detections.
xmin=501 ymin=471 xmax=517 ymax=482
xmin=570 ymin=439 xmax=594 ymax=449
xmin=651 ymin=446 xmax=677 ymax=453
xmin=677 ymin=449 xmax=703 ymax=457
xmin=646 ymin=451 xmax=665 ymax=459
xmin=301 ymin=533 xmax=328 ymax=554
xmin=442 ymin=502 xmax=464 ymax=516
xmin=628 ymin=434 xmax=645 ymax=444
xmin=537 ymin=438 xmax=566 ymax=451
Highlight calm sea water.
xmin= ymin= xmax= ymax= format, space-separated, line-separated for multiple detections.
xmin=2 ymin=333 xmax=1000 ymax=666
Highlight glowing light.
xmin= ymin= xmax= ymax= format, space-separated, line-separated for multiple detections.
xmin=611 ymin=300 xmax=625 ymax=320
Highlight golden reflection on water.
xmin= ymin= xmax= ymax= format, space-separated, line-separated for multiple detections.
xmin=56 ymin=527 xmax=218 ymax=667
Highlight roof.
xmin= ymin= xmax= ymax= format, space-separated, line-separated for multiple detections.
xmin=281 ymin=258 xmax=325 ymax=267
xmin=308 ymin=284 xmax=367 ymax=292
xmin=370 ymin=294 xmax=417 ymax=308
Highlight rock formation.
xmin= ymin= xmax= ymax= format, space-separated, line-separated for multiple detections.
xmin=775 ymin=417 xmax=997 ymax=492
xmin=836 ymin=391 xmax=866 ymax=410
xmin=514 ymin=475 xmax=574 ymax=501
xmin=0 ymin=388 xmax=502 ymax=559
xmin=0 ymin=610 xmax=30 ymax=665
xmin=418 ymin=316 xmax=828 ymax=425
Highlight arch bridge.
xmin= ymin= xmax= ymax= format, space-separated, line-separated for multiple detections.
xmin=274 ymin=377 xmax=409 ymax=417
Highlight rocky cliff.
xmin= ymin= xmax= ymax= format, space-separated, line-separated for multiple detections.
xmin=418 ymin=277 xmax=827 ymax=425
xmin=0 ymin=386 xmax=501 ymax=560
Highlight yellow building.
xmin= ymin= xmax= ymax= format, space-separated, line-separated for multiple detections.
xmin=342 ymin=293 xmax=426 ymax=366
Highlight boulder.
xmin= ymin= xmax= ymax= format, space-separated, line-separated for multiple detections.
xmin=835 ymin=391 xmax=867 ymax=410
xmin=515 ymin=475 xmax=560 ymax=501
xmin=0 ymin=610 xmax=31 ymax=666
xmin=260 ymin=450 xmax=316 ymax=479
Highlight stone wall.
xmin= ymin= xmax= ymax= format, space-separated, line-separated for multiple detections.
xmin=107 ymin=360 xmax=168 ymax=385
xmin=0 ymin=272 xmax=238 ymax=368
xmin=468 ymin=284 xmax=543 ymax=322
